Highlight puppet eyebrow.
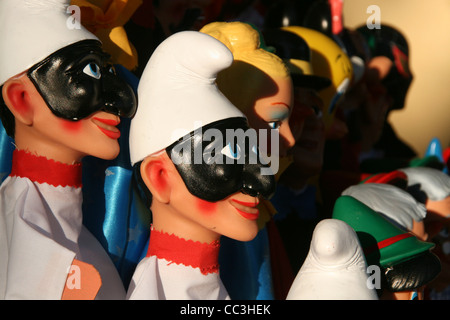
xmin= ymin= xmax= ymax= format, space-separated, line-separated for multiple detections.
xmin=270 ymin=102 xmax=290 ymax=108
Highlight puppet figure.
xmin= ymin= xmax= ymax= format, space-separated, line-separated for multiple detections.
xmin=262 ymin=28 xmax=331 ymax=275
xmin=334 ymin=193 xmax=441 ymax=300
xmin=0 ymin=0 xmax=137 ymax=299
xmin=356 ymin=24 xmax=416 ymax=162
xmin=199 ymin=21 xmax=295 ymax=300
xmin=201 ymin=21 xmax=295 ymax=160
xmin=281 ymin=26 xmax=352 ymax=140
xmin=126 ymin=30 xmax=275 ymax=300
xmin=399 ymin=166 xmax=450 ymax=298
xmin=286 ymin=219 xmax=378 ymax=300
xmin=400 ymin=167 xmax=450 ymax=229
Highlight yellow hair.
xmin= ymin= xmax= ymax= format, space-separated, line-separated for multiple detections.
xmin=200 ymin=22 xmax=290 ymax=113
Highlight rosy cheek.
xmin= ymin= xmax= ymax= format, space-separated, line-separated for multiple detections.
xmin=60 ymin=119 xmax=82 ymax=133
xmin=195 ymin=199 xmax=218 ymax=216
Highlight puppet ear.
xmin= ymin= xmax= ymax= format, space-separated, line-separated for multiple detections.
xmin=140 ymin=154 xmax=172 ymax=204
xmin=2 ymin=76 xmax=34 ymax=126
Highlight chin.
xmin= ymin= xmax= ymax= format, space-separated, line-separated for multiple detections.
xmin=92 ymin=143 xmax=120 ymax=160
xmin=229 ymin=225 xmax=259 ymax=242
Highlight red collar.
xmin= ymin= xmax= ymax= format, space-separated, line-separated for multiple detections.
xmin=147 ymin=228 xmax=220 ymax=275
xmin=10 ymin=149 xmax=82 ymax=188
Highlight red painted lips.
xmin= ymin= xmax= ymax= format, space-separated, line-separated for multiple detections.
xmin=92 ymin=117 xmax=121 ymax=139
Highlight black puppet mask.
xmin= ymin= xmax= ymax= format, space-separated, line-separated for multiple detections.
xmin=27 ymin=40 xmax=137 ymax=121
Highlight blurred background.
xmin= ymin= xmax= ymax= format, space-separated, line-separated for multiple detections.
xmin=344 ymin=0 xmax=450 ymax=156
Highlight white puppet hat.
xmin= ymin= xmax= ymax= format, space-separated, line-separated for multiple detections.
xmin=129 ymin=31 xmax=245 ymax=165
xmin=342 ymin=183 xmax=427 ymax=231
xmin=0 ymin=0 xmax=98 ymax=85
xmin=286 ymin=219 xmax=379 ymax=300
xmin=400 ymin=166 xmax=450 ymax=202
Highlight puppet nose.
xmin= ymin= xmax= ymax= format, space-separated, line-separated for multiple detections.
xmin=241 ymin=162 xmax=275 ymax=199
xmin=102 ymin=70 xmax=137 ymax=118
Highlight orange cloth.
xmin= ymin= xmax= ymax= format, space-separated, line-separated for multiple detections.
xmin=62 ymin=259 xmax=102 ymax=300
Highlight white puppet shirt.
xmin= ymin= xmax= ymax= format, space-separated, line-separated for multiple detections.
xmin=0 ymin=150 xmax=125 ymax=299
xmin=127 ymin=227 xmax=230 ymax=300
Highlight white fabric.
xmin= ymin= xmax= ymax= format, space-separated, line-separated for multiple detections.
xmin=129 ymin=31 xmax=245 ymax=165
xmin=127 ymin=256 xmax=230 ymax=300
xmin=0 ymin=0 xmax=98 ymax=85
xmin=287 ymin=219 xmax=378 ymax=300
xmin=342 ymin=183 xmax=426 ymax=230
xmin=401 ymin=166 xmax=450 ymax=201
xmin=0 ymin=176 xmax=125 ymax=299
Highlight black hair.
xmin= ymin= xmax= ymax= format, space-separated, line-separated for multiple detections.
xmin=131 ymin=160 xmax=153 ymax=210
xmin=383 ymin=251 xmax=441 ymax=293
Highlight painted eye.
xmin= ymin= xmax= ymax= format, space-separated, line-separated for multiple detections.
xmin=410 ymin=290 xmax=418 ymax=300
xmin=268 ymin=121 xmax=281 ymax=130
xmin=83 ymin=63 xmax=101 ymax=79
xmin=221 ymin=143 xmax=241 ymax=160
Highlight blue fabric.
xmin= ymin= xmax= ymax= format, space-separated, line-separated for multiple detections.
xmin=0 ymin=123 xmax=14 ymax=182
xmin=425 ymin=137 xmax=448 ymax=173
xmin=82 ymin=65 xmax=151 ymax=288
xmin=270 ymin=184 xmax=318 ymax=221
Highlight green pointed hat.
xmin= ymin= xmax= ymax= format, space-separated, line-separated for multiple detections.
xmin=332 ymin=195 xmax=435 ymax=268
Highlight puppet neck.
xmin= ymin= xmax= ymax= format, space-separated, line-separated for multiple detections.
xmin=147 ymin=227 xmax=220 ymax=275
xmin=9 ymin=149 xmax=82 ymax=188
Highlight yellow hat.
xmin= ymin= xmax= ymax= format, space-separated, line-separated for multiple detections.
xmin=282 ymin=26 xmax=352 ymax=132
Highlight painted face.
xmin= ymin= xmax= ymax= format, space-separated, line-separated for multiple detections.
xmin=426 ymin=196 xmax=450 ymax=221
xmin=156 ymin=150 xmax=263 ymax=242
xmin=290 ymin=87 xmax=326 ymax=176
xmin=27 ymin=40 xmax=137 ymax=121
xmin=166 ymin=117 xmax=275 ymax=202
xmin=20 ymin=75 xmax=123 ymax=163
xmin=246 ymin=76 xmax=295 ymax=157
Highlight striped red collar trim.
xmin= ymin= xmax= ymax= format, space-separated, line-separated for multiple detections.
xmin=10 ymin=149 xmax=82 ymax=188
xmin=147 ymin=228 xmax=220 ymax=275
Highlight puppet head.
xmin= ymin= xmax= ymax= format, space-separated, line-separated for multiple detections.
xmin=0 ymin=0 xmax=137 ymax=163
xmin=400 ymin=167 xmax=450 ymax=223
xmin=333 ymin=195 xmax=441 ymax=299
xmin=281 ymin=26 xmax=352 ymax=136
xmin=286 ymin=219 xmax=378 ymax=300
xmin=262 ymin=28 xmax=331 ymax=184
xmin=357 ymin=24 xmax=413 ymax=111
xmin=262 ymin=28 xmax=331 ymax=93
xmin=200 ymin=21 xmax=295 ymax=159
xmin=129 ymin=31 xmax=275 ymax=243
